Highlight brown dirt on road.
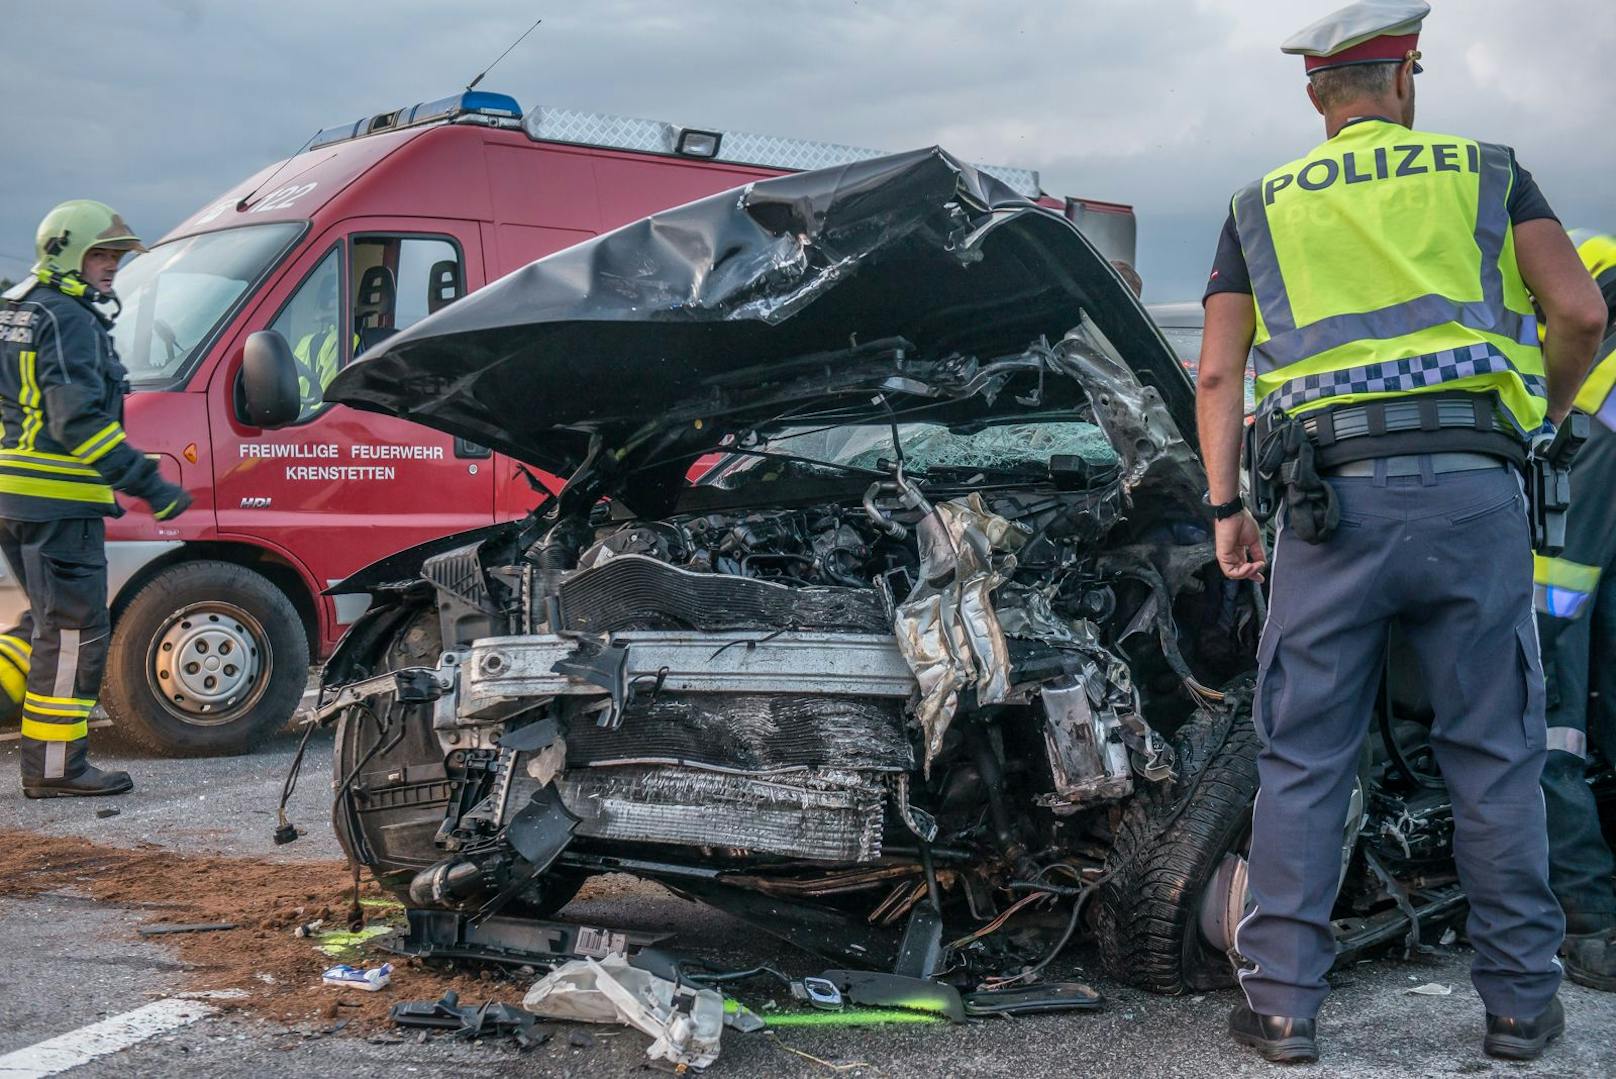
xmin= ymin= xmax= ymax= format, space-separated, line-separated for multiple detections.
xmin=0 ymin=829 xmax=525 ymax=1031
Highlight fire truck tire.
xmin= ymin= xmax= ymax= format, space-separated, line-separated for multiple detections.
xmin=102 ymin=560 xmax=309 ymax=756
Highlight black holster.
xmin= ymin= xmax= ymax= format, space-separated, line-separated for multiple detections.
xmin=1245 ymin=411 xmax=1340 ymax=544
xmin=1525 ymin=411 xmax=1590 ymax=556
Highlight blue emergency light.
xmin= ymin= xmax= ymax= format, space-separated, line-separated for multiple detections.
xmin=310 ymin=91 xmax=524 ymax=150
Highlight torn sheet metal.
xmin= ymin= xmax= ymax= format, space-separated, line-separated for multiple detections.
xmin=893 ymin=494 xmax=1027 ymax=773
xmin=1038 ymin=678 xmax=1134 ymax=809
xmin=1054 ymin=325 xmax=1206 ymax=513
xmin=523 ymin=954 xmax=724 ymax=1070
xmin=991 ymin=582 xmax=1166 ymax=803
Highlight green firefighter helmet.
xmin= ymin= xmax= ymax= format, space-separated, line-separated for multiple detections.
xmin=32 ymin=199 xmax=147 ymax=279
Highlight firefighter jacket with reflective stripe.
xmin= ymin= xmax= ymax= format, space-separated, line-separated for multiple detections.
xmin=0 ymin=284 xmax=165 ymax=520
xmin=1232 ymin=121 xmax=1546 ymax=434
xmin=294 ymin=327 xmax=343 ymax=409
xmin=1575 ymin=332 xmax=1616 ymax=431
xmin=1568 ymin=229 xmax=1616 ymax=310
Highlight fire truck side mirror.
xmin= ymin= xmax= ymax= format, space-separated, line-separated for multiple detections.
xmin=239 ymin=330 xmax=302 ymax=429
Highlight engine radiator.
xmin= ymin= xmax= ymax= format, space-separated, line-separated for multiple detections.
xmin=556 ymin=765 xmax=887 ymax=862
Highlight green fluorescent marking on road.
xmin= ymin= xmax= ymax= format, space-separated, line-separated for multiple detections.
xmin=314 ymin=924 xmax=394 ymax=957
xmin=763 ymin=1008 xmax=942 ymax=1027
xmin=358 ymin=897 xmax=405 ymax=910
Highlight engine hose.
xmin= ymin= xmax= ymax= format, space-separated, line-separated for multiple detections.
xmin=968 ymin=726 xmax=1033 ymax=875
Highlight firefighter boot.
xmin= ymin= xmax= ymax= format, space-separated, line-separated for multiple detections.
xmin=22 ymin=732 xmax=132 ymax=799
xmin=1562 ymin=929 xmax=1616 ymax=992
xmin=23 ymin=761 xmax=133 ymax=798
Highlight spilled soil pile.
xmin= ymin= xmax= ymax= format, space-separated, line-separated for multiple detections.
xmin=0 ymin=829 xmax=528 ymax=1031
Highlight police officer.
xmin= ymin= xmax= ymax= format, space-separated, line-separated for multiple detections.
xmin=0 ymin=200 xmax=191 ymax=797
xmin=1536 ymin=230 xmax=1616 ymax=991
xmin=1195 ymin=1 xmax=1608 ymax=1064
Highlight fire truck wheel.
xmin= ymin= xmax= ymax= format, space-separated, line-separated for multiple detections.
xmin=102 ymin=560 xmax=309 ymax=756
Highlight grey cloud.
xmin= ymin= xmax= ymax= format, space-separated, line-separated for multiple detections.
xmin=1 ymin=0 xmax=1610 ymax=301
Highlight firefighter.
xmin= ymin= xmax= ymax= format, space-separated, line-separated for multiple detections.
xmin=0 ymin=200 xmax=191 ymax=797
xmin=292 ymin=299 xmax=341 ymax=411
xmin=1195 ymin=1 xmax=1608 ymax=1064
xmin=1537 ymin=229 xmax=1616 ymax=991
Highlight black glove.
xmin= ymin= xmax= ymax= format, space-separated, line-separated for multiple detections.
xmin=146 ymin=483 xmax=192 ymax=521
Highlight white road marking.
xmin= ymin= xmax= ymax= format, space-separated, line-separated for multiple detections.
xmin=0 ymin=993 xmax=234 ymax=1078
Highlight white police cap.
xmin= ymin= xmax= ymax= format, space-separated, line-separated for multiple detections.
xmin=1282 ymin=1 xmax=1429 ymax=74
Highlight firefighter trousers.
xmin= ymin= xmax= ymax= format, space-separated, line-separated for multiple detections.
xmin=1238 ymin=464 xmax=1563 ymax=1020
xmin=0 ymin=517 xmax=109 ymax=782
xmin=1538 ymin=422 xmax=1616 ymax=935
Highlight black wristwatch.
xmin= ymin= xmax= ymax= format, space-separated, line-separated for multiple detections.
xmin=1203 ymin=491 xmax=1245 ymax=521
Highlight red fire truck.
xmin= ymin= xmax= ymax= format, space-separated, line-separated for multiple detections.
xmin=0 ymin=91 xmax=1138 ymax=755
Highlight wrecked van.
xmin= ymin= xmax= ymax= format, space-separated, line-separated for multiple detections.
xmin=306 ymin=149 xmax=1469 ymax=992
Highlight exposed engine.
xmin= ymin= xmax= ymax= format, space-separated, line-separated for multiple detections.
xmin=408 ymin=426 xmax=1178 ymax=871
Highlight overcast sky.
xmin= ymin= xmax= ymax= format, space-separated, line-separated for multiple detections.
xmin=1 ymin=1 xmax=1611 ymax=301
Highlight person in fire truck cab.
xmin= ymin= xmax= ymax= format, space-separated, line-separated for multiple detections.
xmin=0 ymin=200 xmax=191 ymax=798
xmin=290 ymin=267 xmax=344 ymax=413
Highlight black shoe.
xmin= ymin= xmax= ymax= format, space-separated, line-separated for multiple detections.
xmin=1562 ymin=929 xmax=1616 ymax=992
xmin=23 ymin=764 xmax=134 ymax=799
xmin=1483 ymin=996 xmax=1565 ymax=1061
xmin=1229 ymin=1004 xmax=1319 ymax=1064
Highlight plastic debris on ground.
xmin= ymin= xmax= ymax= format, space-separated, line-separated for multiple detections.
xmin=523 ymin=954 xmax=724 ymax=1070
xmin=322 ymin=962 xmax=393 ymax=991
xmin=391 ymin=990 xmax=549 ymax=1049
xmin=722 ymin=1000 xmax=766 ymax=1033
xmin=1405 ymin=982 xmax=1453 ymax=996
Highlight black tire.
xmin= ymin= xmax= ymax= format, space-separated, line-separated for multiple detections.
xmin=1097 ymin=702 xmax=1262 ymax=993
xmin=102 ymin=560 xmax=308 ymax=756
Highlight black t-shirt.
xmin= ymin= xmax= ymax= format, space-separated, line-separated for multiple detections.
xmin=1204 ymin=123 xmax=1558 ymax=302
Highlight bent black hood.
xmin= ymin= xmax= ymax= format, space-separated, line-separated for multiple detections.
xmin=325 ymin=147 xmax=1191 ymax=513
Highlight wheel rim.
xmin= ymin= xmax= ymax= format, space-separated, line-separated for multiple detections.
xmin=146 ymin=601 xmax=271 ymax=726
xmin=1196 ymin=776 xmax=1367 ymax=953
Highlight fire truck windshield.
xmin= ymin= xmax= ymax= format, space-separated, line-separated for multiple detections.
xmin=113 ymin=222 xmax=304 ymax=387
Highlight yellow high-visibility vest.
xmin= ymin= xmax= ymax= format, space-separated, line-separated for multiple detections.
xmin=1233 ymin=121 xmax=1545 ymax=434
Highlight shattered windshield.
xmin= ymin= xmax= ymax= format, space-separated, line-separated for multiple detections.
xmin=112 ymin=222 xmax=303 ymax=387
xmin=707 ymin=420 xmax=1119 ymax=488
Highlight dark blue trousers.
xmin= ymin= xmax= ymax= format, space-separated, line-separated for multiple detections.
xmin=1239 ymin=464 xmax=1563 ymax=1019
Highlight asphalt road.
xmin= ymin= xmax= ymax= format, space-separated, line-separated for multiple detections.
xmin=2 ymin=725 xmax=1612 ymax=1078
